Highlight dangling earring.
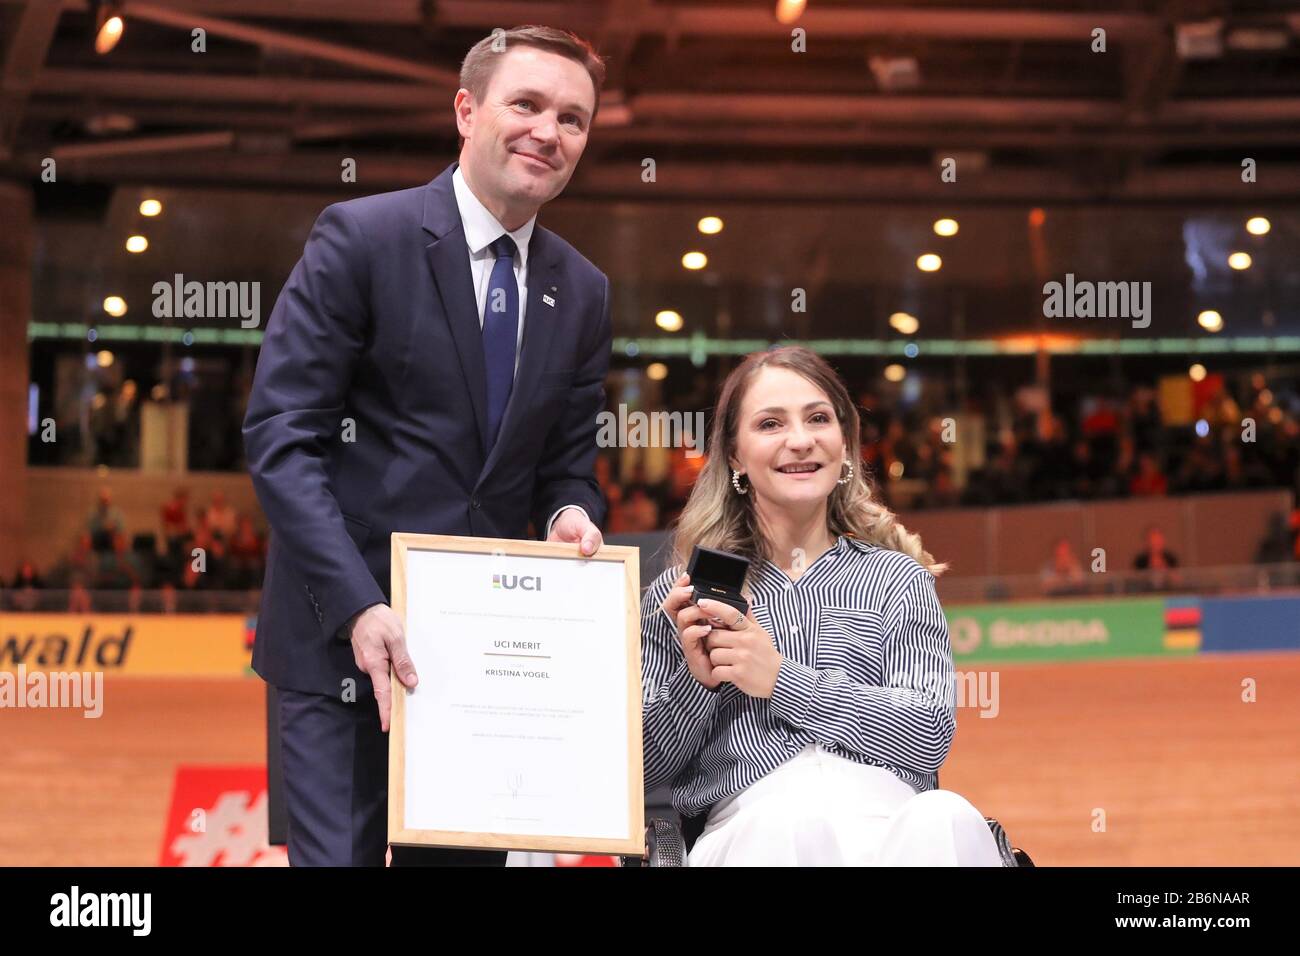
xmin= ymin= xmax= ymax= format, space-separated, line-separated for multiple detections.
xmin=837 ymin=458 xmax=854 ymax=486
xmin=731 ymin=469 xmax=748 ymax=495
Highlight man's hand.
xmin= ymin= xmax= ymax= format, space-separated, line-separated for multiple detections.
xmin=547 ymin=508 xmax=603 ymax=556
xmin=348 ymin=603 xmax=417 ymax=732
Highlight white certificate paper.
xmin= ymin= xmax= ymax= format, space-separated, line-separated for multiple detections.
xmin=390 ymin=536 xmax=643 ymax=853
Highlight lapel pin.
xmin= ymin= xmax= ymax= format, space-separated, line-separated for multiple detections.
xmin=542 ymin=294 xmax=556 ymax=307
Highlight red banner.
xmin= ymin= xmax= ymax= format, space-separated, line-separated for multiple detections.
xmin=159 ymin=766 xmax=287 ymax=866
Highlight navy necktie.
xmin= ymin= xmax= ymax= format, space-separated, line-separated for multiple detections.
xmin=482 ymin=234 xmax=519 ymax=448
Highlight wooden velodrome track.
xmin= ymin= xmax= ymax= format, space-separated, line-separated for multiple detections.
xmin=2 ymin=652 xmax=1297 ymax=866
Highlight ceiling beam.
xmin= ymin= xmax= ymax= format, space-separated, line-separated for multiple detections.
xmin=26 ymin=99 xmax=332 ymax=131
xmin=12 ymin=151 xmax=1300 ymax=201
xmin=652 ymin=5 xmax=1161 ymax=42
xmin=0 ymin=0 xmax=63 ymax=158
xmin=124 ymin=3 xmax=460 ymax=85
xmin=2 ymin=1 xmax=1169 ymax=41
xmin=23 ymin=0 xmax=431 ymax=24
xmin=36 ymin=68 xmax=442 ymax=109
xmin=628 ymin=92 xmax=1129 ymax=125
xmin=593 ymin=0 xmax=648 ymax=91
xmin=289 ymin=110 xmax=451 ymax=142
xmin=50 ymin=129 xmax=235 ymax=160
xmin=43 ymin=67 xmax=1300 ymax=128
xmin=594 ymin=125 xmax=1300 ymax=151
xmin=26 ymin=97 xmax=1300 ymax=151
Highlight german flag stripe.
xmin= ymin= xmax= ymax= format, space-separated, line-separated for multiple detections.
xmin=1164 ymin=607 xmax=1202 ymax=629
xmin=1164 ymin=629 xmax=1201 ymax=650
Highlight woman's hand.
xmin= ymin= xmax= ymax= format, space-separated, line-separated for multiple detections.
xmin=661 ymin=573 xmax=723 ymax=691
xmin=697 ymin=598 xmax=783 ymax=699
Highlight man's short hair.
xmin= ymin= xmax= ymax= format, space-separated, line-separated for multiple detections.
xmin=459 ymin=25 xmax=606 ymax=121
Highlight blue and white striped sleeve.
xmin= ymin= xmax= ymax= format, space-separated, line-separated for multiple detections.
xmin=768 ymin=569 xmax=957 ymax=774
xmin=640 ymin=568 xmax=721 ymax=790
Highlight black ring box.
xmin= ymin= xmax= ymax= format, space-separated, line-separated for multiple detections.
xmin=687 ymin=545 xmax=750 ymax=617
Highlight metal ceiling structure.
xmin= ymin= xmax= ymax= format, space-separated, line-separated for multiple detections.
xmin=2 ymin=0 xmax=1299 ymax=200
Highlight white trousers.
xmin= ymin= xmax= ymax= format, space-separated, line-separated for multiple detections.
xmin=687 ymin=745 xmax=1004 ymax=866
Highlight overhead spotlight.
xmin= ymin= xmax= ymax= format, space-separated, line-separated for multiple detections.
xmin=697 ymin=216 xmax=723 ymax=235
xmin=884 ymin=363 xmax=906 ymax=383
xmin=646 ymin=362 xmax=668 ymax=381
xmin=889 ymin=312 xmax=920 ymax=335
xmin=775 ymin=0 xmax=806 ymax=25
xmin=933 ymin=218 xmax=959 ymax=237
xmin=916 ymin=253 xmax=942 ymax=272
xmin=96 ymin=350 xmax=115 ymax=368
xmin=1188 ymin=363 xmax=1207 ymax=382
xmin=1197 ymin=310 xmax=1223 ymax=332
xmin=103 ymin=295 xmax=127 ymax=317
xmin=1228 ymin=252 xmax=1252 ymax=270
xmin=125 ymin=235 xmax=148 ymax=253
xmin=655 ymin=310 xmax=683 ymax=332
xmin=139 ymin=198 xmax=162 ymax=217
xmin=681 ymin=251 xmax=707 ymax=271
xmin=1245 ymin=216 xmax=1270 ymax=235
xmin=94 ymin=2 xmax=125 ymax=55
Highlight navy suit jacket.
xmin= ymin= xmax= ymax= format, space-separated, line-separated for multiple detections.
xmin=243 ymin=162 xmax=611 ymax=696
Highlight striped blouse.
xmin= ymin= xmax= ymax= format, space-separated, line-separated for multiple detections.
xmin=641 ymin=535 xmax=956 ymax=818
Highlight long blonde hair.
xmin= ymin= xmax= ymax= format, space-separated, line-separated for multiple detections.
xmin=670 ymin=346 xmax=947 ymax=578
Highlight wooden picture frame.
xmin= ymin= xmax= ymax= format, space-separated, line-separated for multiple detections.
xmin=388 ymin=533 xmax=644 ymax=856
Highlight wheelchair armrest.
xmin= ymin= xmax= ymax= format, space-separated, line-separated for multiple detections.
xmin=620 ymin=817 xmax=687 ymax=867
xmin=985 ymin=817 xmax=1034 ymax=867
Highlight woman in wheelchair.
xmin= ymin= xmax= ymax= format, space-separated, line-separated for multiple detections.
xmin=640 ymin=346 xmax=1004 ymax=866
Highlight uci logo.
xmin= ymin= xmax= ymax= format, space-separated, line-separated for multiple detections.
xmin=492 ymin=574 xmax=541 ymax=591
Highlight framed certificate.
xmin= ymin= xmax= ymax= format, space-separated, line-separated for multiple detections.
xmin=388 ymin=533 xmax=644 ymax=855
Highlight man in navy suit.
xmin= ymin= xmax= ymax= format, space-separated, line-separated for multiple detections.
xmin=242 ymin=26 xmax=610 ymax=866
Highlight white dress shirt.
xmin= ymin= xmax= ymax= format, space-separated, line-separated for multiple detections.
xmin=452 ymin=165 xmax=535 ymax=373
xmin=451 ymin=165 xmax=586 ymax=538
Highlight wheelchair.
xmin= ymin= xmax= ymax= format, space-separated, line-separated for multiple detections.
xmin=622 ymin=782 xmax=1035 ymax=867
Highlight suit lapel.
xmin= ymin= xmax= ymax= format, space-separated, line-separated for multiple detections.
xmin=422 ymin=164 xmax=490 ymax=458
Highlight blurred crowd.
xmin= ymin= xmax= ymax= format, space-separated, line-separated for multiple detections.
xmin=867 ymin=376 xmax=1296 ymax=510
xmin=8 ymin=366 xmax=1299 ymax=610
xmin=1039 ymin=525 xmax=1187 ymax=596
xmin=594 ymin=374 xmax=1300 ymax=531
xmin=5 ymin=487 xmax=265 ymax=613
xmin=1037 ymin=516 xmax=1300 ymax=597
